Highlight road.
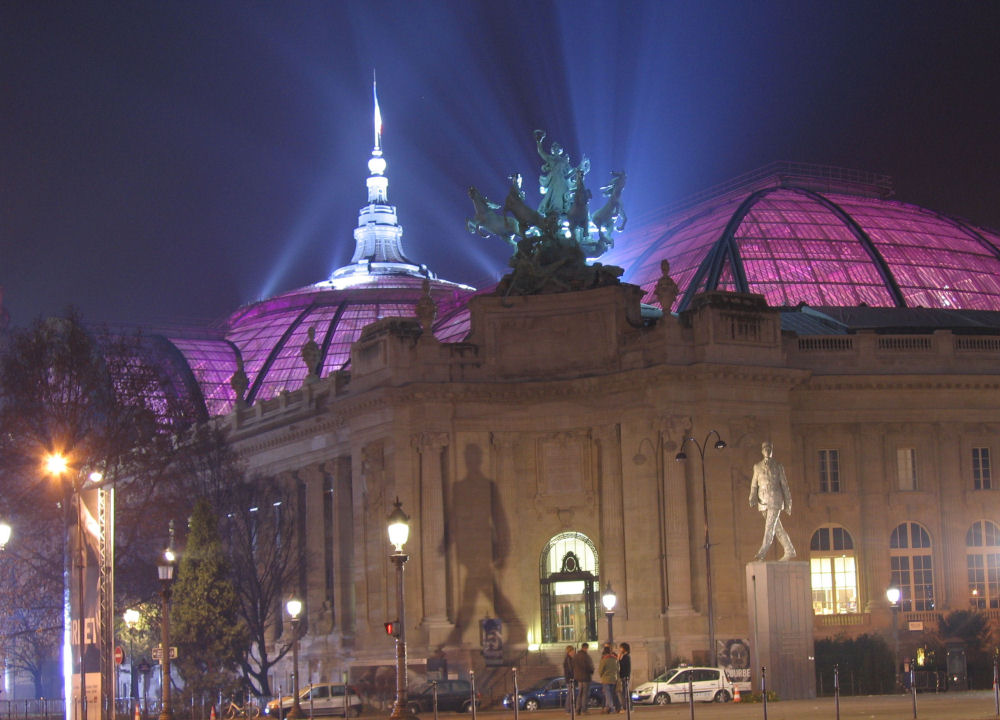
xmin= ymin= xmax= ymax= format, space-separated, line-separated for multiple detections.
xmin=436 ymin=691 xmax=1000 ymax=720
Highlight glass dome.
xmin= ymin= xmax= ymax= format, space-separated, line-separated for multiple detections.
xmin=603 ymin=164 xmax=1000 ymax=313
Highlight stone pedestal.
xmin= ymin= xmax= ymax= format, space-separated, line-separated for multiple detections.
xmin=745 ymin=561 xmax=815 ymax=700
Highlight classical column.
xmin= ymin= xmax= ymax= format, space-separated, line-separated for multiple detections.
xmin=414 ymin=432 xmax=451 ymax=639
xmin=597 ymin=426 xmax=626 ymax=605
xmin=662 ymin=427 xmax=694 ymax=613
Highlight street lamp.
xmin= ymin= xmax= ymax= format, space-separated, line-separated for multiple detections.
xmin=123 ymin=609 xmax=140 ymax=712
xmin=601 ymin=582 xmax=617 ymax=644
xmin=387 ymin=499 xmax=418 ymax=720
xmin=158 ymin=544 xmax=176 ymax=720
xmin=0 ymin=521 xmax=12 ymax=550
xmin=286 ymin=598 xmax=304 ymax=719
xmin=675 ymin=431 xmax=727 ymax=667
xmin=45 ymin=452 xmax=92 ymax=720
xmin=887 ymin=585 xmax=901 ymax=691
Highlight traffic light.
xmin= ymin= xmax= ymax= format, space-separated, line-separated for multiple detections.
xmin=384 ymin=620 xmax=399 ymax=637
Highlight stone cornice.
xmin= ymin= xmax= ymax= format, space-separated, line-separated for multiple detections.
xmin=797 ymin=375 xmax=1000 ymax=392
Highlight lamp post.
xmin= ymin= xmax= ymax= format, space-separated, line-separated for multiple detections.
xmin=387 ymin=499 xmax=418 ymax=720
xmin=158 ymin=543 xmax=176 ymax=720
xmin=0 ymin=521 xmax=10 ymax=550
xmin=286 ymin=598 xmax=304 ymax=719
xmin=46 ymin=452 xmax=101 ymax=720
xmin=886 ymin=586 xmax=901 ymax=692
xmin=123 ymin=609 xmax=140 ymax=712
xmin=675 ymin=431 xmax=727 ymax=667
xmin=601 ymin=582 xmax=617 ymax=644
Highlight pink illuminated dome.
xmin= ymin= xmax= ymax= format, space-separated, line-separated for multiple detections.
xmin=602 ymin=163 xmax=1000 ymax=313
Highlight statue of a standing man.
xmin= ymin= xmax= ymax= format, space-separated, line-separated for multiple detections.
xmin=749 ymin=441 xmax=797 ymax=561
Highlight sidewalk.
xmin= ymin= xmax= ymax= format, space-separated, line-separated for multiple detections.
xmin=453 ymin=690 xmax=1000 ymax=720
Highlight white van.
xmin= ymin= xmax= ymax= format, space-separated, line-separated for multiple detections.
xmin=630 ymin=666 xmax=735 ymax=704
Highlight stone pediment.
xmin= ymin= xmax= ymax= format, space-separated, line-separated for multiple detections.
xmin=465 ymin=284 xmax=644 ymax=379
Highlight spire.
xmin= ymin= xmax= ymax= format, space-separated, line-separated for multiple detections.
xmin=373 ymin=71 xmax=382 ymax=153
xmin=329 ymin=75 xmax=434 ymax=282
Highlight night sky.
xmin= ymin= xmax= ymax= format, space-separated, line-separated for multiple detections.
xmin=3 ymin=1 xmax=999 ymax=328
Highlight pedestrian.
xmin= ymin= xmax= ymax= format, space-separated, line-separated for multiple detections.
xmin=617 ymin=643 xmax=631 ymax=712
xmin=598 ymin=644 xmax=621 ymax=713
xmin=573 ymin=642 xmax=595 ymax=713
xmin=563 ymin=645 xmax=576 ymax=714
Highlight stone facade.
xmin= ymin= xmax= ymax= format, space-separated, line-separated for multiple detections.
xmin=221 ymin=284 xmax=1000 ymax=700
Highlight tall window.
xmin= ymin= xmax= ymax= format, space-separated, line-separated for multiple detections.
xmin=810 ymin=525 xmax=858 ymax=615
xmin=973 ymin=448 xmax=992 ymax=490
xmin=540 ymin=532 xmax=599 ymax=644
xmin=818 ymin=449 xmax=841 ymax=493
xmin=966 ymin=520 xmax=1000 ymax=608
xmin=897 ymin=448 xmax=917 ymax=491
xmin=889 ymin=522 xmax=934 ymax=611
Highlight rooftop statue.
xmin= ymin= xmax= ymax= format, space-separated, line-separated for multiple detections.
xmin=467 ymin=130 xmax=627 ymax=297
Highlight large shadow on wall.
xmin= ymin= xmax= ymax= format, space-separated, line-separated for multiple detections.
xmin=448 ymin=443 xmax=521 ymax=649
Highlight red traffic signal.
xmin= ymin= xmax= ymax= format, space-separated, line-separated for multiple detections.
xmin=384 ymin=620 xmax=399 ymax=637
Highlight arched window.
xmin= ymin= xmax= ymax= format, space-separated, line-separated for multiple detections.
xmin=539 ymin=532 xmax=599 ymax=644
xmin=966 ymin=520 xmax=1000 ymax=609
xmin=889 ymin=522 xmax=934 ymax=611
xmin=810 ymin=525 xmax=858 ymax=615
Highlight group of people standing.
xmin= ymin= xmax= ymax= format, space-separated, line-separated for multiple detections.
xmin=562 ymin=642 xmax=631 ymax=714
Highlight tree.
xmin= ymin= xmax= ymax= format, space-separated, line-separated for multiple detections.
xmin=937 ymin=610 xmax=994 ymax=688
xmin=172 ymin=498 xmax=247 ymax=702
xmin=0 ymin=312 xmax=204 ymax=696
xmin=223 ymin=477 xmax=302 ymax=696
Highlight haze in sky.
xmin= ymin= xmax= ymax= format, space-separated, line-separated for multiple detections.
xmin=3 ymin=1 xmax=998 ymax=327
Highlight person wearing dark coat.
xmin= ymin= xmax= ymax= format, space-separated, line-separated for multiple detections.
xmin=563 ymin=646 xmax=576 ymax=713
xmin=573 ymin=643 xmax=595 ymax=713
xmin=618 ymin=643 xmax=632 ymax=711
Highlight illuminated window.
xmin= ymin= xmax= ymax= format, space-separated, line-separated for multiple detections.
xmin=810 ymin=525 xmax=858 ymax=615
xmin=889 ymin=522 xmax=934 ymax=611
xmin=539 ymin=532 xmax=599 ymax=643
xmin=973 ymin=448 xmax=992 ymax=490
xmin=897 ymin=448 xmax=917 ymax=491
xmin=966 ymin=521 xmax=1000 ymax=608
xmin=818 ymin=449 xmax=840 ymax=493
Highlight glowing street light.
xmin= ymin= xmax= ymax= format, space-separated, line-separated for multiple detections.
xmin=286 ymin=598 xmax=304 ymax=719
xmin=387 ymin=500 xmax=417 ymax=720
xmin=675 ymin=431 xmax=727 ymax=667
xmin=123 ymin=609 xmax=140 ymax=712
xmin=45 ymin=451 xmax=89 ymax=720
xmin=601 ymin=582 xmax=617 ymax=644
xmin=0 ymin=521 xmax=11 ymax=550
xmin=158 ymin=543 xmax=176 ymax=720
xmin=886 ymin=585 xmax=901 ymax=691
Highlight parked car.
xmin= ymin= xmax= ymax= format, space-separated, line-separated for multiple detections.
xmin=630 ymin=666 xmax=735 ymax=704
xmin=502 ymin=676 xmax=604 ymax=711
xmin=264 ymin=683 xmax=362 ymax=717
xmin=407 ymin=680 xmax=480 ymax=714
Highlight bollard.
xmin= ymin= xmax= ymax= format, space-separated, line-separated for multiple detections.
xmin=994 ymin=654 xmax=999 ymax=718
xmin=688 ymin=673 xmax=694 ymax=720
xmin=623 ymin=678 xmax=631 ymax=720
xmin=761 ymin=666 xmax=768 ymax=720
xmin=512 ymin=668 xmax=519 ymax=720
xmin=470 ymin=671 xmax=477 ymax=720
xmin=432 ymin=680 xmax=439 ymax=720
xmin=569 ymin=679 xmax=576 ymax=720
xmin=910 ymin=666 xmax=917 ymax=719
xmin=834 ymin=664 xmax=840 ymax=720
